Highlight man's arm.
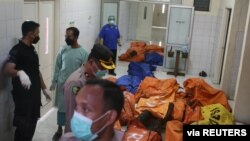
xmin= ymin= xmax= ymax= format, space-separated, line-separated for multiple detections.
xmin=117 ymin=38 xmax=122 ymax=47
xmin=4 ymin=62 xmax=31 ymax=89
xmin=50 ymin=47 xmax=63 ymax=90
xmin=3 ymin=63 xmax=18 ymax=77
xmin=117 ymin=28 xmax=121 ymax=46
xmin=100 ymin=38 xmax=104 ymax=45
xmin=40 ymin=71 xmax=51 ymax=101
xmin=52 ymin=47 xmax=64 ymax=83
xmin=39 ymin=71 xmax=46 ymax=89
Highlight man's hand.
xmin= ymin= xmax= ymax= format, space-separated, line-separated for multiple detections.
xmin=50 ymin=82 xmax=56 ymax=91
xmin=42 ymin=89 xmax=51 ymax=101
xmin=17 ymin=70 xmax=31 ymax=90
xmin=118 ymin=42 xmax=122 ymax=47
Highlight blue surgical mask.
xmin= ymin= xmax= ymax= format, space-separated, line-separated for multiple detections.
xmin=95 ymin=70 xmax=107 ymax=78
xmin=92 ymin=62 xmax=107 ymax=78
xmin=71 ymin=111 xmax=110 ymax=141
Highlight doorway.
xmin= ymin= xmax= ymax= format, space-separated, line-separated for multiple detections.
xmin=23 ymin=0 xmax=55 ymax=116
xmin=135 ymin=2 xmax=154 ymax=41
xmin=101 ymin=0 xmax=120 ymax=28
xmin=213 ymin=8 xmax=231 ymax=84
xmin=219 ymin=9 xmax=231 ymax=84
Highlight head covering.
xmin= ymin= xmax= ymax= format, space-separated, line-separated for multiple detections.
xmin=90 ymin=44 xmax=115 ymax=70
xmin=108 ymin=15 xmax=115 ymax=21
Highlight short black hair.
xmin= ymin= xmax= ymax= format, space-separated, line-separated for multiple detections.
xmin=88 ymin=44 xmax=113 ymax=61
xmin=22 ymin=21 xmax=40 ymax=37
xmin=85 ymin=78 xmax=124 ymax=118
xmin=66 ymin=27 xmax=80 ymax=38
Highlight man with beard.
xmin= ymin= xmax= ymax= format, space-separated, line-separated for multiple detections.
xmin=50 ymin=27 xmax=89 ymax=141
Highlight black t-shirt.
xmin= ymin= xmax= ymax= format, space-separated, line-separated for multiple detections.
xmin=7 ymin=41 xmax=41 ymax=119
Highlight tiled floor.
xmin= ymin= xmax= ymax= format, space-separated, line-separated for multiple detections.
xmin=33 ymin=42 xmax=222 ymax=140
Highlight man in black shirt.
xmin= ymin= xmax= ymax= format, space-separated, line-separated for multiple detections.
xmin=3 ymin=21 xmax=50 ymax=141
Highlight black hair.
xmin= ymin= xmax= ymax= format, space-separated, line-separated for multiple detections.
xmin=85 ymin=78 xmax=124 ymax=119
xmin=22 ymin=21 xmax=40 ymax=37
xmin=66 ymin=27 xmax=80 ymax=38
xmin=87 ymin=44 xmax=113 ymax=61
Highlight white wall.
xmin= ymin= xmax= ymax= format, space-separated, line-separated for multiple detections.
xmin=57 ymin=0 xmax=101 ymax=53
xmin=128 ymin=2 xmax=139 ymax=40
xmin=119 ymin=1 xmax=130 ymax=43
xmin=183 ymin=0 xmax=220 ymax=16
xmin=183 ymin=0 xmax=219 ymax=76
xmin=221 ymin=0 xmax=249 ymax=99
xmin=0 ymin=0 xmax=23 ymax=140
xmin=181 ymin=0 xmax=235 ymax=77
xmin=234 ymin=0 xmax=250 ymax=124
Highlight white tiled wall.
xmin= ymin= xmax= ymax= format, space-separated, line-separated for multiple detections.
xmin=0 ymin=0 xmax=23 ymax=140
xmin=187 ymin=13 xmax=218 ymax=76
xmin=229 ymin=31 xmax=244 ymax=99
xmin=209 ymin=8 xmax=223 ymax=82
xmin=58 ymin=0 xmax=101 ymax=53
xmin=127 ymin=2 xmax=139 ymax=41
xmin=119 ymin=1 xmax=130 ymax=43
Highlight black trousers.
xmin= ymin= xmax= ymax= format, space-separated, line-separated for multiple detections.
xmin=109 ymin=49 xmax=117 ymax=74
xmin=13 ymin=116 xmax=38 ymax=141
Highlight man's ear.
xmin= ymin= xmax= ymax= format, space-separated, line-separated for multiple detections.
xmin=27 ymin=31 xmax=33 ymax=37
xmin=106 ymin=110 xmax=117 ymax=126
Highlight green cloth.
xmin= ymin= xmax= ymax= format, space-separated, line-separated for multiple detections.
xmin=57 ymin=111 xmax=66 ymax=126
xmin=53 ymin=45 xmax=88 ymax=112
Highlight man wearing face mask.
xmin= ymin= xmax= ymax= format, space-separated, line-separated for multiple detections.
xmin=3 ymin=21 xmax=51 ymax=141
xmin=50 ymin=27 xmax=89 ymax=141
xmin=62 ymin=44 xmax=115 ymax=133
xmin=99 ymin=15 xmax=122 ymax=76
xmin=60 ymin=78 xmax=124 ymax=141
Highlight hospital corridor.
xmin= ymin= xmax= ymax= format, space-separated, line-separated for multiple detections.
xmin=0 ymin=0 xmax=250 ymax=141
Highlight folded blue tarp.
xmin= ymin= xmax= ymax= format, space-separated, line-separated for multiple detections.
xmin=116 ymin=75 xmax=141 ymax=94
xmin=144 ymin=52 xmax=163 ymax=66
xmin=128 ymin=62 xmax=155 ymax=80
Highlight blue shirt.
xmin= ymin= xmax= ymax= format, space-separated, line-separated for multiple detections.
xmin=99 ymin=24 xmax=120 ymax=50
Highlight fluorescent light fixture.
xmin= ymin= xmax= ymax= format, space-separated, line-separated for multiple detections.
xmin=45 ymin=17 xmax=49 ymax=54
xmin=162 ymin=4 xmax=165 ymax=14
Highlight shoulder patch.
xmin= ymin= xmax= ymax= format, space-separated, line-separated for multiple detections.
xmin=72 ymin=86 xmax=80 ymax=95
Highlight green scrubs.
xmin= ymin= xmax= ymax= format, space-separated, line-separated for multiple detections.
xmin=52 ymin=45 xmax=88 ymax=125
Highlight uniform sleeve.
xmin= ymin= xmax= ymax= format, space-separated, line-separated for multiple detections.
xmin=6 ymin=47 xmax=19 ymax=64
xmin=63 ymin=80 xmax=81 ymax=132
xmin=52 ymin=47 xmax=64 ymax=83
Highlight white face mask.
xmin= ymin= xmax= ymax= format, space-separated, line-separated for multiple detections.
xmin=108 ymin=20 xmax=115 ymax=25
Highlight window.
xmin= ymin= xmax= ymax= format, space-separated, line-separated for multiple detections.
xmin=193 ymin=0 xmax=210 ymax=11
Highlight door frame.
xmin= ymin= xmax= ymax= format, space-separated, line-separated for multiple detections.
xmin=219 ymin=8 xmax=232 ymax=84
xmin=100 ymin=0 xmax=120 ymax=29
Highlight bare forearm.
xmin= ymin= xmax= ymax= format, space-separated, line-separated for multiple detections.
xmin=39 ymin=72 xmax=46 ymax=89
xmin=100 ymin=38 xmax=103 ymax=45
xmin=3 ymin=63 xmax=18 ymax=77
xmin=117 ymin=38 xmax=121 ymax=46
